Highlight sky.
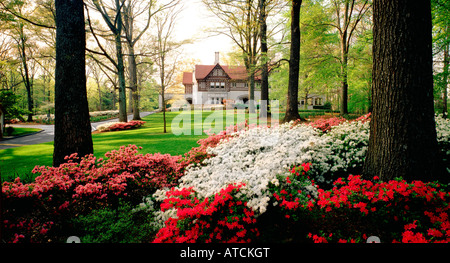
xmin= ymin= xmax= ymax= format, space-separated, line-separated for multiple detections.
xmin=174 ymin=0 xmax=234 ymax=65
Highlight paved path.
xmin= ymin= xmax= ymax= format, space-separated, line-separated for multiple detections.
xmin=0 ymin=111 xmax=155 ymax=150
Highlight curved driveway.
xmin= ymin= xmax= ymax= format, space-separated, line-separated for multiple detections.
xmin=0 ymin=111 xmax=155 ymax=150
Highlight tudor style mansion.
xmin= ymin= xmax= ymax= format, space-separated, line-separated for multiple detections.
xmin=182 ymin=53 xmax=261 ymax=106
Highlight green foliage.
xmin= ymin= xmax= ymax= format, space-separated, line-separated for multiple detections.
xmin=0 ymin=90 xmax=30 ymax=121
xmin=71 ymin=199 xmax=158 ymax=243
xmin=432 ymin=0 xmax=450 ymax=116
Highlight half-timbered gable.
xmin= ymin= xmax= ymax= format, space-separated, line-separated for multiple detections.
xmin=182 ymin=53 xmax=261 ymax=105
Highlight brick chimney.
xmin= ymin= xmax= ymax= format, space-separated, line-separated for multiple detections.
xmin=214 ymin=52 xmax=220 ymax=64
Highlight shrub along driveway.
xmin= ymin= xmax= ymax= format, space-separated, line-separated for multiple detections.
xmin=0 ymin=112 xmax=155 ymax=150
xmin=0 ymin=111 xmax=208 ymax=181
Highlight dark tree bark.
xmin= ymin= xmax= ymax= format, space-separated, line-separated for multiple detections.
xmin=53 ymin=0 xmax=93 ymax=167
xmin=283 ymin=0 xmax=302 ymax=123
xmin=363 ymin=0 xmax=445 ymax=183
xmin=259 ymin=0 xmax=269 ymax=118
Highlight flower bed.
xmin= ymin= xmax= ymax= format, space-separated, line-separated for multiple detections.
xmin=96 ymin=120 xmax=146 ymax=132
xmin=152 ymin=162 xmax=450 ymax=243
xmin=153 ymin=183 xmax=259 ymax=243
xmin=1 ymin=145 xmax=183 ymax=243
xmin=2 ymin=113 xmax=449 ymax=243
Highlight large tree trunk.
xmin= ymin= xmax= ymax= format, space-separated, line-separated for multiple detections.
xmin=363 ymin=0 xmax=445 ymax=183
xmin=115 ymin=0 xmax=127 ymax=123
xmin=127 ymin=45 xmax=141 ymax=120
xmin=340 ymin=35 xmax=349 ymax=115
xmin=249 ymin=71 xmax=256 ymax=113
xmin=160 ymin=58 xmax=167 ymax=133
xmin=284 ymin=0 xmax=302 ymax=123
xmin=53 ymin=0 xmax=93 ymax=167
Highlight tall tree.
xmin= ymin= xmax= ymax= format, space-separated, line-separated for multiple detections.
xmin=153 ymin=4 xmax=183 ymax=133
xmin=122 ymin=0 xmax=178 ymax=120
xmin=283 ymin=0 xmax=302 ymax=122
xmin=299 ymin=0 xmax=341 ymax=111
xmin=2 ymin=1 xmax=36 ymax=122
xmin=53 ymin=0 xmax=93 ymax=166
xmin=363 ymin=0 xmax=445 ymax=183
xmin=259 ymin=0 xmax=269 ymax=117
xmin=88 ymin=0 xmax=128 ymax=122
xmin=326 ymin=0 xmax=370 ymax=115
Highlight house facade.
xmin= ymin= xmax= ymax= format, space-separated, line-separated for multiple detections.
xmin=182 ymin=53 xmax=261 ymax=106
xmin=299 ymin=94 xmax=327 ymax=110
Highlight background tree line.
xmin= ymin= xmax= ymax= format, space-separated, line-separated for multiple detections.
xmin=208 ymin=0 xmax=448 ymax=119
xmin=0 ymin=0 xmax=187 ymax=124
xmin=1 ymin=0 xmax=448 ymax=124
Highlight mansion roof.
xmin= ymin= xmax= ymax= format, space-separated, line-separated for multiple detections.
xmin=183 ymin=64 xmax=259 ymax=85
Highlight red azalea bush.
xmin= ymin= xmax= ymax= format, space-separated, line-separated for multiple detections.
xmin=102 ymin=120 xmax=146 ymax=132
xmin=307 ymin=113 xmax=371 ymax=133
xmin=153 ymin=183 xmax=259 ymax=243
xmin=309 ymin=116 xmax=347 ymax=133
xmin=308 ymin=175 xmax=450 ymax=243
xmin=265 ymin=164 xmax=450 ymax=243
xmin=1 ymin=145 xmax=183 ymax=243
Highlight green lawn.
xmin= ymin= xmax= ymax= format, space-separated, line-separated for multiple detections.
xmin=0 ymin=110 xmax=279 ymax=181
xmin=8 ymin=127 xmax=42 ymax=137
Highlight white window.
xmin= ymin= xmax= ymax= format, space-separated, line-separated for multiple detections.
xmin=221 ymin=82 xmax=225 ymax=89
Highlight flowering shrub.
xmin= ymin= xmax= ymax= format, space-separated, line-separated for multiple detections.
xmin=267 ymin=171 xmax=450 ymax=243
xmin=174 ymin=113 xmax=448 ymax=216
xmin=246 ymin=162 xmax=450 ymax=243
xmin=308 ymin=117 xmax=370 ymax=187
xmin=153 ymin=183 xmax=259 ymax=243
xmin=268 ymin=163 xmax=317 ymax=220
xmin=1 ymin=145 xmax=183 ymax=243
xmin=178 ymin=123 xmax=322 ymax=214
xmin=3 ymin=112 xmax=450 ymax=243
xmin=96 ymin=120 xmax=146 ymax=132
xmin=308 ymin=116 xmax=347 ymax=133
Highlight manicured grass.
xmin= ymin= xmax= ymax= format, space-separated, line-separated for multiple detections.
xmin=0 ymin=110 xmax=279 ymax=181
xmin=8 ymin=127 xmax=42 ymax=137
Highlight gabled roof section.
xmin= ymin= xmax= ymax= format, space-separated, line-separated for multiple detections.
xmin=194 ymin=64 xmax=250 ymax=81
xmin=194 ymin=65 xmax=216 ymax=80
xmin=204 ymin=64 xmax=232 ymax=79
xmin=182 ymin=72 xmax=193 ymax=85
xmin=187 ymin=63 xmax=262 ymax=82
xmin=221 ymin=65 xmax=249 ymax=80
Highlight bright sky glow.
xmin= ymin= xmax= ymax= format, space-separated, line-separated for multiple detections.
xmin=175 ymin=0 xmax=234 ymax=65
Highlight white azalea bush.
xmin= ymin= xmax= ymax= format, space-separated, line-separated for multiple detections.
xmin=154 ymin=115 xmax=372 ymax=217
xmin=178 ymin=123 xmax=322 ymax=214
xmin=307 ymin=118 xmax=370 ymax=186
xmin=95 ymin=122 xmax=122 ymax=132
